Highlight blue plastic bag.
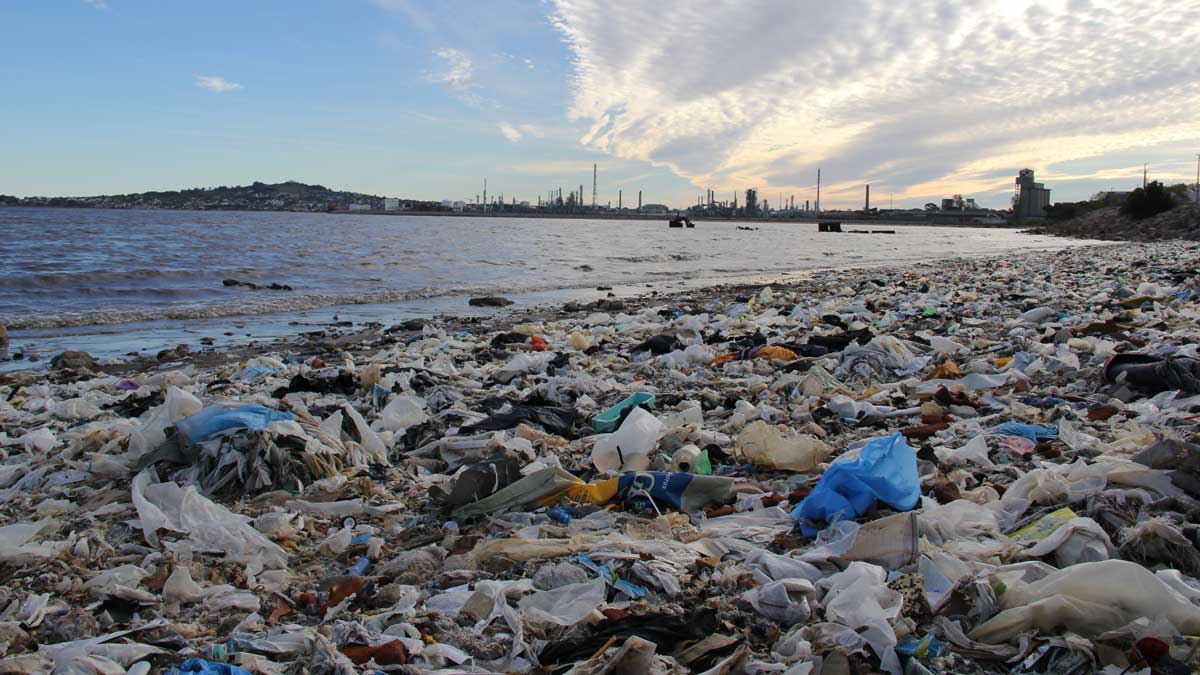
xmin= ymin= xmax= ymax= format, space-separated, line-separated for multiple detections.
xmin=170 ymin=659 xmax=253 ymax=675
xmin=176 ymin=404 xmax=294 ymax=444
xmin=993 ymin=422 xmax=1057 ymax=442
xmin=790 ymin=433 xmax=920 ymax=536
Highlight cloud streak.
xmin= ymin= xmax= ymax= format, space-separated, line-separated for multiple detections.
xmin=497 ymin=122 xmax=522 ymax=142
xmin=194 ymin=75 xmax=243 ymax=93
xmin=550 ymin=0 xmax=1200 ymax=207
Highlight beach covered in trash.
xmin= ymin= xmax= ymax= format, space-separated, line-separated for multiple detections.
xmin=4 ymin=241 xmax=1200 ymax=675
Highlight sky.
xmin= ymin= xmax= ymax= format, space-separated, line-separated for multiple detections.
xmin=1 ymin=0 xmax=1198 ymax=210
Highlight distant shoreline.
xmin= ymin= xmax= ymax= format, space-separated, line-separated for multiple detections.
xmin=0 ymin=204 xmax=1014 ymax=229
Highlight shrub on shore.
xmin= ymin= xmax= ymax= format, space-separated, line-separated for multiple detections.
xmin=1121 ymin=181 xmax=1176 ymax=220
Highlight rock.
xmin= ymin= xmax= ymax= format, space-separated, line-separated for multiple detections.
xmin=50 ymin=350 xmax=96 ymax=371
xmin=468 ymin=297 xmax=513 ymax=308
xmin=0 ymin=323 xmax=7 ymax=359
xmin=224 ymin=279 xmax=292 ymax=291
xmin=156 ymin=344 xmax=190 ymax=362
xmin=593 ymin=299 xmax=626 ymax=311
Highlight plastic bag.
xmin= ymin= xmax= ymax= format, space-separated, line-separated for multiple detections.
xmin=737 ymin=421 xmax=831 ymax=471
xmin=170 ymin=659 xmax=252 ymax=675
xmin=132 ymin=469 xmax=288 ymax=570
xmin=934 ymin=435 xmax=993 ymax=467
xmin=591 ymin=407 xmax=666 ymax=473
xmin=992 ymin=422 xmax=1057 ymax=442
xmin=517 ymin=578 xmax=606 ymax=626
xmin=742 ymin=579 xmax=816 ymax=624
xmin=919 ymin=499 xmax=1002 ymax=545
xmin=818 ymin=562 xmax=903 ymax=675
xmin=175 ymin=404 xmax=294 ymax=444
xmin=163 ymin=565 xmax=204 ymax=604
xmin=790 ymin=433 xmax=920 ymax=535
xmin=379 ymin=395 xmax=428 ymax=432
xmin=971 ymin=560 xmax=1200 ymax=644
xmin=127 ymin=386 xmax=202 ymax=457
xmin=21 ymin=428 xmax=57 ymax=453
xmin=1019 ymin=516 xmax=1115 ymax=567
xmin=341 ymin=403 xmax=388 ymax=464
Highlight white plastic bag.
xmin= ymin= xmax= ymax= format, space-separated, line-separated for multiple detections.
xmin=162 ymin=565 xmax=204 ymax=604
xmin=127 ymin=386 xmax=202 ymax=457
xmin=132 ymin=469 xmax=288 ymax=570
xmin=972 ymin=559 xmax=1200 ymax=644
xmin=379 ymin=396 xmax=428 ymax=433
xmin=742 ymin=579 xmax=816 ymax=624
xmin=517 ymin=578 xmax=606 ymax=626
xmin=591 ymin=407 xmax=666 ymax=473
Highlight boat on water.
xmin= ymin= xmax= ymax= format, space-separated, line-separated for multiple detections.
xmin=668 ymin=216 xmax=695 ymax=228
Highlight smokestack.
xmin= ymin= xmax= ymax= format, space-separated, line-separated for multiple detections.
xmin=816 ymin=168 xmax=821 ymax=213
xmin=592 ymin=164 xmax=597 ymax=207
xmin=619 ymin=190 xmax=622 ymax=210
xmin=865 ymin=184 xmax=870 ymax=211
xmin=638 ymin=191 xmax=642 ymax=211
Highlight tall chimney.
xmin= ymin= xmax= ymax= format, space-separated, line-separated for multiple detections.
xmin=865 ymin=184 xmax=870 ymax=211
xmin=619 ymin=190 xmax=622 ymax=210
xmin=638 ymin=191 xmax=642 ymax=211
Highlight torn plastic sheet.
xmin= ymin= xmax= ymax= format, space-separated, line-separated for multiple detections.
xmin=132 ymin=469 xmax=288 ymax=570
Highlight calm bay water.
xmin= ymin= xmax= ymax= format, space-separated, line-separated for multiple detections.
xmin=0 ymin=207 xmax=1095 ymax=363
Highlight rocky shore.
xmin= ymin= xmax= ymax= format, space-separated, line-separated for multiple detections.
xmin=1027 ymin=203 xmax=1200 ymax=241
xmin=4 ymin=242 xmax=1200 ymax=674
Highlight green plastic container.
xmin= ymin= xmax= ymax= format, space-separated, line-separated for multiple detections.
xmin=592 ymin=392 xmax=656 ymax=433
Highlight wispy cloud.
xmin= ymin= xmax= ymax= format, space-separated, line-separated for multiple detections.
xmin=194 ymin=75 xmax=243 ymax=93
xmin=426 ymin=48 xmax=483 ymax=105
xmin=428 ymin=48 xmax=473 ymax=89
xmin=82 ymin=0 xmax=108 ymax=8
xmin=498 ymin=122 xmax=523 ymax=142
xmin=550 ymin=0 xmax=1200 ymax=207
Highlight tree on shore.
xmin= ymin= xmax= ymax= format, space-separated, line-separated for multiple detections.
xmin=1121 ymin=181 xmax=1175 ymax=220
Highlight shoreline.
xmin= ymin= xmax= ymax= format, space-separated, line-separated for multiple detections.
xmin=1 ymin=203 xmax=1010 ymax=228
xmin=2 ymin=242 xmax=1114 ymax=374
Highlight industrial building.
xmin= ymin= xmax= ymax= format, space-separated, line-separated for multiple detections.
xmin=1015 ymin=169 xmax=1051 ymax=220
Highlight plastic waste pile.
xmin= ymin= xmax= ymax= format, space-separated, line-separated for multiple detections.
xmin=4 ymin=242 xmax=1200 ymax=673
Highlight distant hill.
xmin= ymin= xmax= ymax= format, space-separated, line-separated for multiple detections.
xmin=0 ymin=181 xmax=447 ymax=212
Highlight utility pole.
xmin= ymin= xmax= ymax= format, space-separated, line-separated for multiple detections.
xmin=1195 ymin=154 xmax=1199 ymax=205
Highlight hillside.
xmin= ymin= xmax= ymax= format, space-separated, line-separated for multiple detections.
xmin=0 ymin=181 xmax=444 ymax=212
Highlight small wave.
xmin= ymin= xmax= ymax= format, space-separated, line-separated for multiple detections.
xmin=605 ymin=253 xmax=703 ymax=263
xmin=0 ymin=268 xmax=231 ymax=289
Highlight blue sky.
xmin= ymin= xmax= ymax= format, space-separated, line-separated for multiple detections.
xmin=2 ymin=0 xmax=1198 ymax=209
